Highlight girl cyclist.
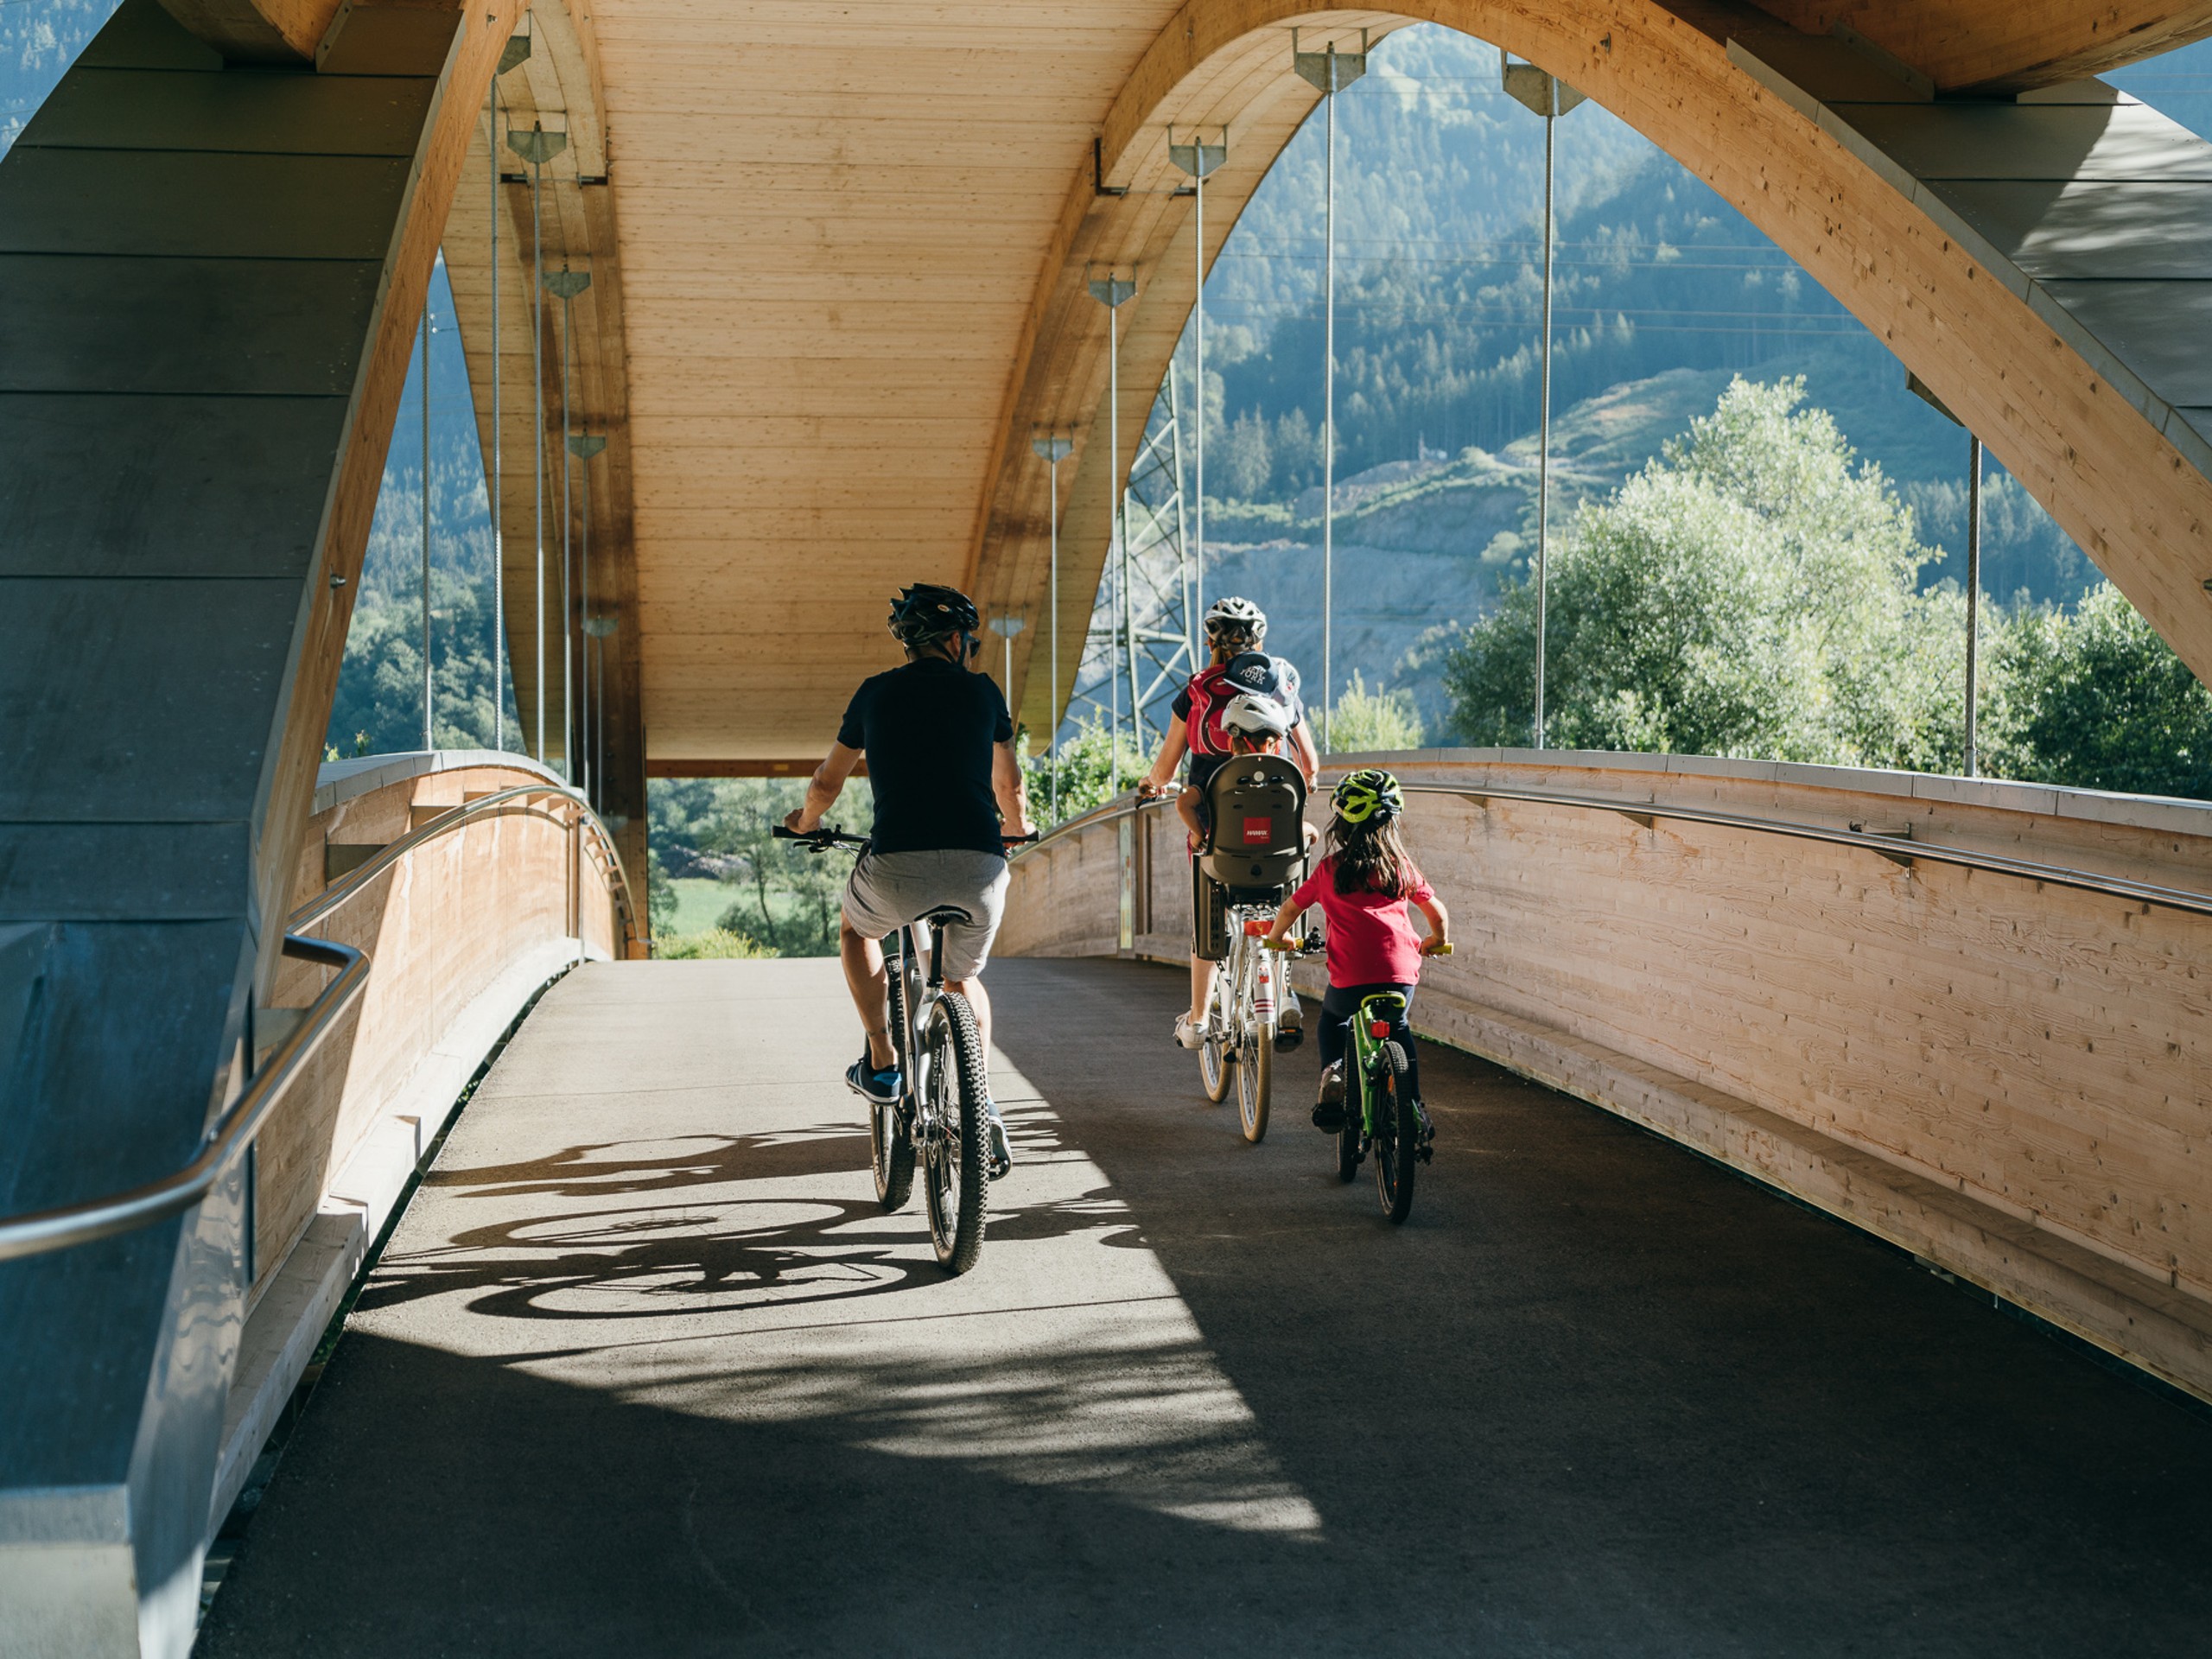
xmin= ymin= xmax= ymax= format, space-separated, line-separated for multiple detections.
xmin=1262 ymin=769 xmax=1451 ymax=1135
xmin=1138 ymin=596 xmax=1319 ymax=1051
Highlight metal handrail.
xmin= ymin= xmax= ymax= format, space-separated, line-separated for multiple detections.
xmin=1395 ymin=782 xmax=2212 ymax=921
xmin=0 ymin=775 xmax=637 ymax=1263
xmin=1012 ymin=779 xmax=2212 ymax=922
xmin=0 ymin=934 xmax=368 ymax=1263
xmin=292 ymin=779 xmax=639 ymax=943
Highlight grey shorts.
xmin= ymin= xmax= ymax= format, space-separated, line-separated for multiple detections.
xmin=842 ymin=849 xmax=1011 ymax=981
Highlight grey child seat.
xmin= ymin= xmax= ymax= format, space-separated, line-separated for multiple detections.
xmin=1200 ymin=752 xmax=1308 ymax=899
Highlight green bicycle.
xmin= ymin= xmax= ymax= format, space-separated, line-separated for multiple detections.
xmin=1335 ymin=990 xmax=1433 ymax=1223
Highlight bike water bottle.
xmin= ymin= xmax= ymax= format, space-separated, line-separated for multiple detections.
xmin=1255 ymin=954 xmax=1275 ymax=1026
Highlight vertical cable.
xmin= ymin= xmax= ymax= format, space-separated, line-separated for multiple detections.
xmin=1966 ymin=435 xmax=1984 ymax=778
xmin=1193 ymin=149 xmax=1205 ymax=640
xmin=531 ymin=137 xmax=546 ymax=766
xmin=1535 ymin=98 xmax=1555 ymax=751
xmin=490 ymin=86 xmax=504 ymax=753
xmin=1106 ymin=302 xmax=1123 ymax=800
xmin=1321 ymin=44 xmax=1338 ymax=753
xmin=559 ymin=283 xmax=574 ymax=783
xmin=1049 ymin=441 xmax=1060 ymax=819
xmin=421 ymin=285 xmax=434 ymax=752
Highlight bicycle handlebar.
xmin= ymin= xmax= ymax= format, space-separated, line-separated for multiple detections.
xmin=775 ymin=824 xmax=1040 ymax=852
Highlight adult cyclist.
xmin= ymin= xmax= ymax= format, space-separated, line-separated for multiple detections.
xmin=1137 ymin=596 xmax=1319 ymax=1051
xmin=785 ymin=582 xmax=1034 ymax=1176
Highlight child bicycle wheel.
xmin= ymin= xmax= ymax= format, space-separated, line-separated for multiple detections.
xmin=1370 ymin=1041 xmax=1418 ymax=1224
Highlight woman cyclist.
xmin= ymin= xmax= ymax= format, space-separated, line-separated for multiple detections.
xmin=1137 ymin=596 xmax=1319 ymax=1052
xmin=1262 ymin=768 xmax=1450 ymax=1135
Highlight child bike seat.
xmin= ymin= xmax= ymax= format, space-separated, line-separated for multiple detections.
xmin=1200 ymin=753 xmax=1307 ymax=896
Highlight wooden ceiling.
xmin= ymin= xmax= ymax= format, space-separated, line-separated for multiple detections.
xmin=588 ymin=0 xmax=1195 ymax=765
xmin=480 ymin=0 xmax=2212 ymax=767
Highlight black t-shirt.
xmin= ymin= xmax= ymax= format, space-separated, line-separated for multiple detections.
xmin=837 ymin=657 xmax=1014 ymax=855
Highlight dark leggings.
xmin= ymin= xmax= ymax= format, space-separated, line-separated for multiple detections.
xmin=1318 ymin=982 xmax=1421 ymax=1101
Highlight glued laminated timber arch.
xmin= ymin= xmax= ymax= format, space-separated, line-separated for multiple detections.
xmin=976 ymin=0 xmax=2212 ymax=743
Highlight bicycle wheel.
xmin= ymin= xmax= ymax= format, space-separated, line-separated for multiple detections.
xmin=920 ymin=991 xmax=989 ymax=1273
xmin=1199 ymin=956 xmax=1233 ymax=1104
xmin=1335 ymin=1075 xmax=1362 ymax=1184
xmin=1236 ymin=982 xmax=1272 ymax=1144
xmin=871 ymin=966 xmax=916 ymax=1211
xmin=1371 ymin=1040 xmax=1418 ymax=1224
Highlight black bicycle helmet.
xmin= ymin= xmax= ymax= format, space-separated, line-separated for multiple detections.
xmin=1332 ymin=767 xmax=1404 ymax=824
xmin=887 ymin=582 xmax=981 ymax=648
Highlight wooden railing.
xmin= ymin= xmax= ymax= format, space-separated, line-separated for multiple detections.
xmin=1002 ymin=749 xmax=2212 ymax=1400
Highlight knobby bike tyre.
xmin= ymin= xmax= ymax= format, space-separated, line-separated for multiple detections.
xmin=1199 ymin=957 xmax=1233 ymax=1104
xmin=921 ymin=991 xmax=990 ymax=1274
xmin=1335 ymin=1093 xmax=1362 ymax=1185
xmin=1372 ymin=1040 xmax=1417 ymax=1224
xmin=871 ymin=965 xmax=916 ymax=1211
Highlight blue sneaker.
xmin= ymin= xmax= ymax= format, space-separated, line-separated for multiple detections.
xmin=982 ymin=1099 xmax=1014 ymax=1179
xmin=846 ymin=1050 xmax=900 ymax=1105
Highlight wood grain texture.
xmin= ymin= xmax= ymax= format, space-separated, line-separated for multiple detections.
xmin=256 ymin=760 xmax=622 ymax=1301
xmin=441 ymin=1 xmax=2212 ymax=768
xmin=442 ymin=0 xmax=647 ymax=901
xmin=1002 ymin=752 xmax=2212 ymax=1394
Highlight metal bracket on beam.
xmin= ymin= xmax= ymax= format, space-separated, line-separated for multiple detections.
xmin=1167 ymin=127 xmax=1227 ymax=181
xmin=1294 ymin=28 xmax=1368 ymax=95
xmin=1087 ymin=272 xmax=1135 ymax=309
xmin=498 ymin=31 xmax=531 ymax=75
xmin=1501 ymin=52 xmax=1586 ymax=119
xmin=506 ymin=124 xmax=568 ymax=166
xmin=1093 ymin=136 xmax=1128 ymax=198
xmin=1907 ymin=371 xmax=1961 ymax=425
xmin=543 ymin=268 xmax=592 ymax=300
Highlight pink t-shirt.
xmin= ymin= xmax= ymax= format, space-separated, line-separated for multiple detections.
xmin=1292 ymin=855 xmax=1436 ymax=988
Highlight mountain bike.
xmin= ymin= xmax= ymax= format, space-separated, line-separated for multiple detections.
xmin=1196 ymin=909 xmax=1295 ymax=1142
xmin=1332 ymin=964 xmax=1446 ymax=1222
xmin=775 ymin=824 xmax=1028 ymax=1273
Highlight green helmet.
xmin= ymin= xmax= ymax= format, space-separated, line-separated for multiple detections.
xmin=1332 ymin=767 xmax=1403 ymax=825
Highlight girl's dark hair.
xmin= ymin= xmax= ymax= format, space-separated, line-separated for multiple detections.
xmin=1328 ymin=811 xmax=1416 ymax=899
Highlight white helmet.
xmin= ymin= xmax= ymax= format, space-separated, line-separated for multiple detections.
xmin=1220 ymin=691 xmax=1294 ymax=741
xmin=1205 ymin=595 xmax=1267 ymax=645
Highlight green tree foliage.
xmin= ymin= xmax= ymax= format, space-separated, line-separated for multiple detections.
xmin=1026 ymin=715 xmax=1152 ymax=826
xmin=1984 ymin=583 xmax=2212 ymax=799
xmin=647 ymin=777 xmax=875 ymax=957
xmin=1442 ymin=378 xmax=1964 ymax=770
xmin=325 ymin=448 xmax=521 ymax=757
xmin=1217 ymin=409 xmax=1274 ymax=498
xmin=647 ymin=846 xmax=677 ymax=935
xmin=656 ymin=928 xmax=779 ymax=961
xmin=1326 ymin=671 xmax=1426 ymax=753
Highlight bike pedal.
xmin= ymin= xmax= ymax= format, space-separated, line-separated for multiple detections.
xmin=1274 ymin=1029 xmax=1304 ymax=1052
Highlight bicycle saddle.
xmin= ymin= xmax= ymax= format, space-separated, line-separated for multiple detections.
xmin=918 ymin=906 xmax=973 ymax=927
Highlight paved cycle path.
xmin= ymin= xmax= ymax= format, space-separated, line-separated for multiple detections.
xmin=200 ymin=957 xmax=2212 ymax=1656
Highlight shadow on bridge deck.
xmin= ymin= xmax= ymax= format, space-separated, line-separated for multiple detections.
xmin=198 ymin=957 xmax=2212 ymax=1656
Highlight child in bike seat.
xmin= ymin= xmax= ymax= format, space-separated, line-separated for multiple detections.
xmin=1261 ymin=768 xmax=1451 ymax=1134
xmin=1137 ymin=597 xmax=1318 ymax=1052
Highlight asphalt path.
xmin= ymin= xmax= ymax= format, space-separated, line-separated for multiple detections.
xmin=198 ymin=957 xmax=2212 ymax=1656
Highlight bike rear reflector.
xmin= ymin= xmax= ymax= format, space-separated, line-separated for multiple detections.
xmin=1369 ymin=1019 xmax=1390 ymax=1039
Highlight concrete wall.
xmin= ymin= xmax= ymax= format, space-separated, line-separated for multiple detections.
xmin=1002 ymin=750 xmax=2212 ymax=1400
